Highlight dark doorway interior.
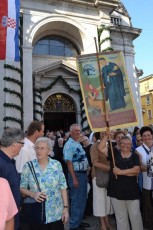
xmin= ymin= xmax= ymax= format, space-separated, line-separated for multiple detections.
xmin=44 ymin=112 xmax=76 ymax=132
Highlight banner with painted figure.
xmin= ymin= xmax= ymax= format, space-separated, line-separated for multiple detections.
xmin=76 ymin=51 xmax=138 ymax=132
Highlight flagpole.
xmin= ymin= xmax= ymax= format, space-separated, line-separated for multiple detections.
xmin=94 ymin=37 xmax=116 ymax=171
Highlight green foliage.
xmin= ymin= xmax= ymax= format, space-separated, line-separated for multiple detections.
xmin=33 ymin=101 xmax=42 ymax=106
xmin=99 ymin=37 xmax=113 ymax=45
xmin=98 ymin=24 xmax=114 ymax=52
xmin=4 ymin=64 xmax=22 ymax=74
xmin=33 ymin=110 xmax=43 ymax=115
xmin=3 ymin=88 xmax=23 ymax=100
xmin=102 ymin=47 xmax=114 ymax=52
xmin=3 ymin=117 xmax=22 ymax=125
xmin=3 ymin=76 xmax=22 ymax=87
xmin=40 ymin=75 xmax=81 ymax=94
xmin=3 ymin=103 xmax=23 ymax=112
xmin=34 ymin=93 xmax=42 ymax=100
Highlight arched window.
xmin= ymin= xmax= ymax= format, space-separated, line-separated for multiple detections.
xmin=33 ymin=35 xmax=79 ymax=57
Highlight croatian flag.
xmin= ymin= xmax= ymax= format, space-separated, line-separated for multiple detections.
xmin=0 ymin=0 xmax=20 ymax=61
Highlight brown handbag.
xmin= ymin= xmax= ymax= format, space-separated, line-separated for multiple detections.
xmin=95 ymin=147 xmax=109 ymax=188
xmin=96 ymin=168 xmax=109 ymax=188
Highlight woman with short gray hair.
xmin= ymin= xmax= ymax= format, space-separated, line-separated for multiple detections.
xmin=20 ymin=137 xmax=69 ymax=230
xmin=35 ymin=137 xmax=53 ymax=151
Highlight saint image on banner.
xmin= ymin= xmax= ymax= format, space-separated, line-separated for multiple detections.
xmin=76 ymin=51 xmax=138 ymax=132
xmin=100 ymin=58 xmax=126 ymax=111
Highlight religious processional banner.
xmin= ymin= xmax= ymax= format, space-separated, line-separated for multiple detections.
xmin=76 ymin=51 xmax=138 ymax=132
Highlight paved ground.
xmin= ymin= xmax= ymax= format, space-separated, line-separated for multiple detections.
xmin=64 ymin=215 xmax=149 ymax=230
xmin=64 ymin=215 xmax=116 ymax=230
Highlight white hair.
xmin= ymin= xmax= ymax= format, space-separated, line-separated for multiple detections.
xmin=35 ymin=137 xmax=52 ymax=149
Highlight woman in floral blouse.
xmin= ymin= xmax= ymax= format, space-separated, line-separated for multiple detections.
xmin=20 ymin=137 xmax=69 ymax=230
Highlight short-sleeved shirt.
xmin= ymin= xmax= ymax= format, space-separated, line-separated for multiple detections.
xmin=136 ymin=143 xmax=153 ymax=190
xmin=63 ymin=137 xmax=89 ymax=171
xmin=0 ymin=150 xmax=21 ymax=208
xmin=0 ymin=178 xmax=18 ymax=230
xmin=107 ymin=147 xmax=140 ymax=200
xmin=20 ymin=158 xmax=67 ymax=223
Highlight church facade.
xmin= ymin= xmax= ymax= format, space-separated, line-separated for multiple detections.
xmin=0 ymin=0 xmax=143 ymax=133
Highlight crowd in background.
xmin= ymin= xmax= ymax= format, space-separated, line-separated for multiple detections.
xmin=0 ymin=122 xmax=153 ymax=230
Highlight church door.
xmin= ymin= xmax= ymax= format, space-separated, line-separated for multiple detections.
xmin=43 ymin=93 xmax=76 ymax=132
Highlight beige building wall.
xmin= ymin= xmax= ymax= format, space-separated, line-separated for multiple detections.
xmin=139 ymin=75 xmax=153 ymax=126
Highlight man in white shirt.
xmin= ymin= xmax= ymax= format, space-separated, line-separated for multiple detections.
xmin=15 ymin=121 xmax=44 ymax=173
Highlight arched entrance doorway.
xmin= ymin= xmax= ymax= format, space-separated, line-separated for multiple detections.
xmin=43 ymin=93 xmax=76 ymax=132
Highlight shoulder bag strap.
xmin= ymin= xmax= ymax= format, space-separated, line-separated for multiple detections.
xmin=142 ymin=144 xmax=150 ymax=155
xmin=27 ymin=161 xmax=41 ymax=192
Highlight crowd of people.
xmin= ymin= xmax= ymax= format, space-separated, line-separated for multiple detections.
xmin=0 ymin=122 xmax=153 ymax=230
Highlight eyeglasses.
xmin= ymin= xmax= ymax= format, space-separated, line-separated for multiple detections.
xmin=34 ymin=147 xmax=49 ymax=151
xmin=17 ymin=141 xmax=25 ymax=145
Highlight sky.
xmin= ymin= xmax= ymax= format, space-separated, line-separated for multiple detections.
xmin=121 ymin=0 xmax=152 ymax=77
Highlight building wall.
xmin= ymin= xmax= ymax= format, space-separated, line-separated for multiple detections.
xmin=0 ymin=0 xmax=143 ymax=133
xmin=139 ymin=75 xmax=153 ymax=126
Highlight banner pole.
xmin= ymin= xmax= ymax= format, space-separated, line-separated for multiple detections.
xmin=94 ymin=37 xmax=116 ymax=171
xmin=94 ymin=37 xmax=109 ymax=125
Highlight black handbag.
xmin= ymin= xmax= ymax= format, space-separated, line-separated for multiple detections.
xmin=20 ymin=161 xmax=46 ymax=224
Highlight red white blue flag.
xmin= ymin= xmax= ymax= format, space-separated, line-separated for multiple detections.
xmin=0 ymin=0 xmax=20 ymax=61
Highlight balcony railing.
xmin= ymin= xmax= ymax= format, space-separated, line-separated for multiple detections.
xmin=111 ymin=17 xmax=121 ymax=25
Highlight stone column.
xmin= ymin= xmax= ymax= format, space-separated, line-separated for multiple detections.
xmin=22 ymin=46 xmax=33 ymax=130
xmin=3 ymin=61 xmax=22 ymax=129
xmin=100 ymin=27 xmax=111 ymax=51
xmin=34 ymin=74 xmax=43 ymax=121
xmin=76 ymin=111 xmax=81 ymax=126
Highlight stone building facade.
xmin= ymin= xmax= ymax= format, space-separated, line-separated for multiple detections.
xmin=0 ymin=0 xmax=143 ymax=133
xmin=139 ymin=74 xmax=153 ymax=127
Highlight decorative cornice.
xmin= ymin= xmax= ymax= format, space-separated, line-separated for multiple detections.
xmin=95 ymin=0 xmax=119 ymax=7
xmin=22 ymin=0 xmax=119 ymax=8
xmin=111 ymin=25 xmax=142 ymax=40
xmin=33 ymin=60 xmax=77 ymax=76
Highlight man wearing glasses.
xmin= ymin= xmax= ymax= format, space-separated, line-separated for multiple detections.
xmin=0 ymin=127 xmax=25 ymax=230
